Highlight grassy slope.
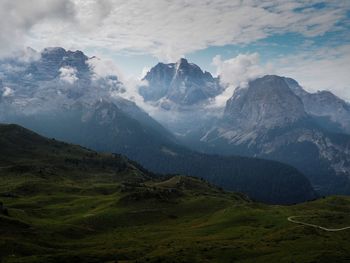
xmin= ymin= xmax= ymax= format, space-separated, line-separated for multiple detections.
xmin=0 ymin=124 xmax=350 ymax=263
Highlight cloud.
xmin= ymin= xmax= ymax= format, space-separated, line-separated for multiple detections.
xmin=87 ymin=57 xmax=123 ymax=80
xmin=210 ymin=45 xmax=350 ymax=105
xmin=272 ymin=44 xmax=350 ymax=100
xmin=0 ymin=1 xmax=348 ymax=60
xmin=59 ymin=66 xmax=78 ymax=84
xmin=211 ymin=53 xmax=270 ymax=107
xmin=12 ymin=47 xmax=41 ymax=63
xmin=0 ymin=0 xmax=75 ymax=57
xmin=87 ymin=56 xmax=139 ymax=99
xmin=2 ymin=87 xmax=14 ymax=97
xmin=213 ymin=53 xmax=268 ymax=87
xmin=87 ymin=56 xmax=157 ymax=113
xmin=0 ymin=1 xmax=349 ymax=102
xmin=141 ymin=67 xmax=151 ymax=79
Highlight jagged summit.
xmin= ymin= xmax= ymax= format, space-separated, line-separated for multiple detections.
xmin=33 ymin=47 xmax=90 ymax=80
xmin=0 ymin=47 xmax=126 ymax=111
xmin=140 ymin=58 xmax=222 ymax=107
xmin=193 ymin=74 xmax=350 ymax=196
xmin=176 ymin=57 xmax=189 ymax=66
xmin=281 ymin=76 xmax=350 ymax=134
xmin=224 ymin=75 xmax=307 ymax=129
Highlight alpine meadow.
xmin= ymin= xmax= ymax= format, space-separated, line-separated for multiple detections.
xmin=1 ymin=1 xmax=350 ymax=262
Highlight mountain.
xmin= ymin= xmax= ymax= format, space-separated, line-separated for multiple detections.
xmin=193 ymin=75 xmax=350 ymax=195
xmin=25 ymin=47 xmax=91 ymax=81
xmin=1 ymin=123 xmax=349 ymax=263
xmin=285 ymin=77 xmax=350 ymax=134
xmin=3 ymin=103 xmax=316 ymax=204
xmin=0 ymin=123 xmax=149 ymax=181
xmin=224 ymin=75 xmax=307 ymax=129
xmin=0 ymin=48 xmax=316 ymax=204
xmin=140 ymin=58 xmax=223 ymax=108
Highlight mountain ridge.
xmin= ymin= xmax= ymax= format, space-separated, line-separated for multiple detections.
xmin=1 ymin=123 xmax=349 ymax=262
xmin=187 ymin=75 xmax=350 ymax=195
xmin=140 ymin=58 xmax=223 ymax=107
xmin=0 ymin=48 xmax=317 ymax=204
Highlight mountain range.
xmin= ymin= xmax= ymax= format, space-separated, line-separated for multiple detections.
xmin=0 ymin=47 xmax=317 ymax=204
xmin=2 ymin=47 xmax=350 ymax=261
xmin=2 ymin=47 xmax=350 ymax=201
xmin=142 ymin=63 xmax=350 ymax=196
xmin=140 ymin=58 xmax=222 ymax=109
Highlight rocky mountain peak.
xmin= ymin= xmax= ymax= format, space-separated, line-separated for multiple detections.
xmin=176 ymin=57 xmax=189 ymax=67
xmin=224 ymin=75 xmax=307 ymax=129
xmin=22 ymin=47 xmax=91 ymax=82
xmin=41 ymin=47 xmax=67 ymax=58
xmin=140 ymin=59 xmax=222 ymax=106
xmin=282 ymin=77 xmax=350 ymax=134
xmin=282 ymin=77 xmax=307 ymax=97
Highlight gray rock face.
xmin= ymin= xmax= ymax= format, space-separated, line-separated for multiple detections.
xmin=0 ymin=79 xmax=3 ymax=99
xmin=0 ymin=47 xmax=177 ymax=165
xmin=0 ymin=49 xmax=318 ymax=205
xmin=195 ymin=75 xmax=350 ymax=195
xmin=0 ymin=47 xmax=127 ymax=115
xmin=224 ymin=75 xmax=307 ymax=130
xmin=285 ymin=78 xmax=350 ymax=134
xmin=27 ymin=47 xmax=90 ymax=80
xmin=140 ymin=58 xmax=222 ymax=106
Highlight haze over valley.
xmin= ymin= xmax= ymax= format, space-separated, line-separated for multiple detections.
xmin=1 ymin=1 xmax=350 ymax=262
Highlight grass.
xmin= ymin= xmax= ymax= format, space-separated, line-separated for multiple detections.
xmin=0 ymin=124 xmax=350 ymax=262
xmin=1 ymin=172 xmax=350 ymax=263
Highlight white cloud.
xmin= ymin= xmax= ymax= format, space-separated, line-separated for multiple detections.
xmin=210 ymin=45 xmax=350 ymax=105
xmin=213 ymin=53 xmax=268 ymax=86
xmin=141 ymin=67 xmax=151 ymax=79
xmin=59 ymin=66 xmax=78 ymax=84
xmin=0 ymin=0 xmax=75 ymax=56
xmin=211 ymin=53 xmax=270 ymax=107
xmin=2 ymin=87 xmax=14 ymax=97
xmin=12 ymin=47 xmax=41 ymax=63
xmin=87 ymin=57 xmax=123 ymax=80
xmin=0 ymin=1 xmax=349 ymax=102
xmin=0 ymin=1 xmax=348 ymax=61
xmin=87 ymin=56 xmax=157 ymax=113
xmin=272 ymin=45 xmax=350 ymax=101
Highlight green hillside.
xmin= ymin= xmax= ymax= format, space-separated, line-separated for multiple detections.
xmin=0 ymin=124 xmax=350 ymax=263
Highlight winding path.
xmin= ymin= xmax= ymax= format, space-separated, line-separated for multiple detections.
xmin=288 ymin=216 xmax=350 ymax=232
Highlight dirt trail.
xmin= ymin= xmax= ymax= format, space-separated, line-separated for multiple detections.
xmin=288 ymin=216 xmax=350 ymax=232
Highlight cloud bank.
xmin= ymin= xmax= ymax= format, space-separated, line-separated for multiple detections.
xmin=0 ymin=0 xmax=349 ymax=60
xmin=0 ymin=0 xmax=75 ymax=56
xmin=211 ymin=45 xmax=350 ymax=104
xmin=273 ymin=44 xmax=350 ymax=100
xmin=0 ymin=1 xmax=349 ymax=102
xmin=211 ymin=53 xmax=270 ymax=107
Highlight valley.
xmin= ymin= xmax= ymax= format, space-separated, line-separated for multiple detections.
xmin=1 ymin=2 xmax=350 ymax=262
xmin=0 ymin=124 xmax=350 ymax=263
xmin=0 ymin=48 xmax=318 ymax=205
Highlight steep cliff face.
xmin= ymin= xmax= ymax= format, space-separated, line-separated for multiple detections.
xmin=197 ymin=75 xmax=350 ymax=195
xmin=0 ymin=50 xmax=317 ymax=205
xmin=285 ymin=78 xmax=350 ymax=134
xmin=140 ymin=58 xmax=222 ymax=107
xmin=224 ymin=75 xmax=307 ymax=130
xmin=25 ymin=47 xmax=90 ymax=81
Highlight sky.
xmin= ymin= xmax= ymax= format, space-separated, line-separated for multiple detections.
xmin=1 ymin=0 xmax=350 ymax=100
